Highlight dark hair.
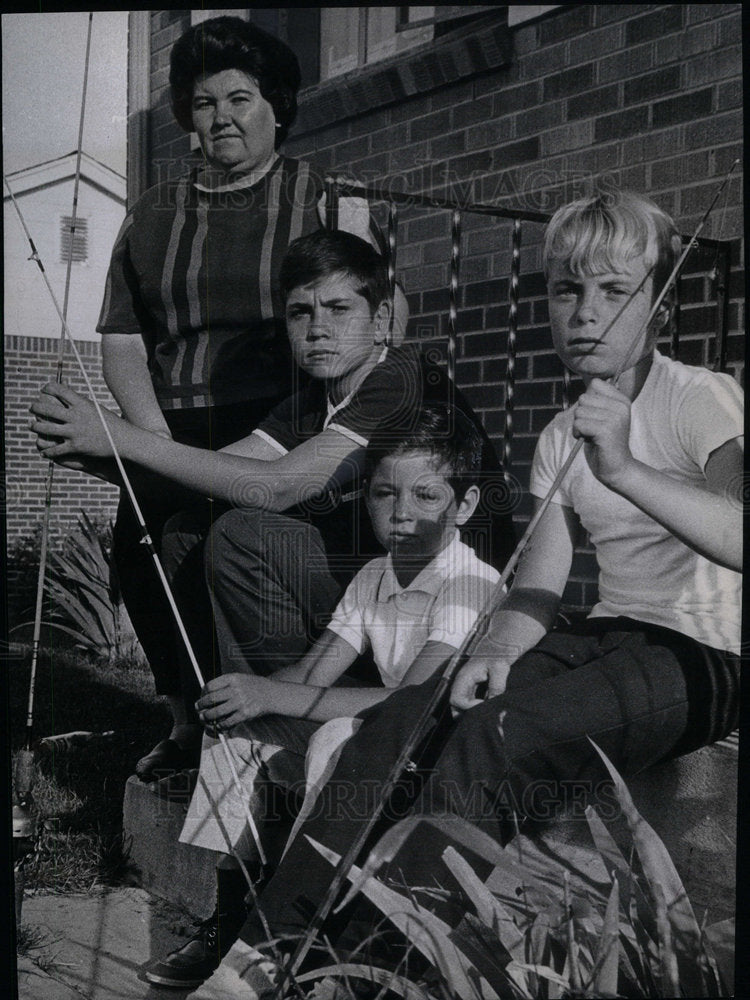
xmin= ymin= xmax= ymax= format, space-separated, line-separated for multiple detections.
xmin=280 ymin=230 xmax=389 ymax=316
xmin=169 ymin=16 xmax=301 ymax=146
xmin=364 ymin=404 xmax=483 ymax=502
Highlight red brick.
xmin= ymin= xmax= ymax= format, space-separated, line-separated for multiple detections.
xmin=542 ymin=121 xmax=595 ymax=156
xmin=649 ymin=151 xmax=712 ymax=192
xmin=465 ymin=118 xmax=516 ymax=153
xmin=626 ymin=6 xmax=685 ymax=45
xmin=594 ymin=105 xmax=650 ymax=142
xmin=689 ymin=4 xmax=743 ymax=25
xmin=567 ymin=85 xmax=621 ymax=121
xmin=568 ymin=23 xmax=625 ymax=64
xmin=542 ymin=63 xmax=595 ymax=102
xmin=431 ymin=130 xmax=468 ymax=160
xmin=717 ymin=79 xmax=742 ymax=112
xmin=624 ymin=66 xmax=682 ymax=106
xmin=598 ymin=43 xmax=654 ymax=84
xmin=538 ymin=3 xmax=594 ymax=44
xmin=489 ymin=80 xmax=540 ymax=114
xmin=653 ymin=88 xmax=713 ymax=128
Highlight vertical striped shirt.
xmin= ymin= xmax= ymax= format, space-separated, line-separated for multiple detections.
xmin=97 ymin=157 xmax=319 ymax=409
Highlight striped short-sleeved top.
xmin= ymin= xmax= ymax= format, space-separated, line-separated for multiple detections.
xmin=97 ymin=157 xmax=319 ymax=410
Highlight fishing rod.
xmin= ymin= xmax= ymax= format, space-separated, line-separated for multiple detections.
xmin=280 ymin=160 xmax=740 ymax=983
xmin=4 ymin=175 xmax=272 ymax=894
xmin=12 ymin=14 xmax=94 ymax=932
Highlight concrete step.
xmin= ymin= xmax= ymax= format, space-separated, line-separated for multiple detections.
xmin=122 ymin=736 xmax=737 ymax=922
xmin=122 ymin=774 xmax=216 ymax=918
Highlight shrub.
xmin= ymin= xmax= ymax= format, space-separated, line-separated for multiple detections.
xmin=304 ymin=744 xmax=733 ymax=999
xmin=10 ymin=513 xmax=143 ymax=666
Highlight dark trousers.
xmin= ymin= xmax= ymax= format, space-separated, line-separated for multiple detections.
xmin=240 ymin=617 xmax=739 ymax=947
xmin=160 ymin=508 xmax=343 ymax=702
xmin=111 ymin=399 xmax=276 ymax=701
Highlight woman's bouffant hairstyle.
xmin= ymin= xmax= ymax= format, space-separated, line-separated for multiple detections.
xmin=169 ymin=16 xmax=301 ymax=146
xmin=543 ymin=190 xmax=681 ymax=305
xmin=364 ymin=404 xmax=484 ymax=503
xmin=279 ymin=231 xmax=390 ymax=317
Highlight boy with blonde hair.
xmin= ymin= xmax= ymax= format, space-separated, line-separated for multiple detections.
xmin=190 ymin=189 xmax=741 ymax=997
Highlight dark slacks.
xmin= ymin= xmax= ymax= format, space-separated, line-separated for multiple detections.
xmin=160 ymin=508 xmax=343 ymax=703
xmin=111 ymin=399 xmax=278 ymax=701
xmin=239 ymin=617 xmax=739 ymax=946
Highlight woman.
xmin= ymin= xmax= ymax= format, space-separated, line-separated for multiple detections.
xmin=98 ymin=16 xmax=371 ymax=781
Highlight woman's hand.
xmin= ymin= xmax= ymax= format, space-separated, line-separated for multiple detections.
xmin=196 ymin=674 xmax=279 ymax=730
xmin=572 ymin=378 xmax=634 ymax=488
xmin=31 ymin=382 xmax=118 ymax=460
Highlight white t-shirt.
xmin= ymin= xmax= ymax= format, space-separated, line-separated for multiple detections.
xmin=529 ymin=351 xmax=742 ymax=654
xmin=327 ymin=532 xmax=500 ymax=687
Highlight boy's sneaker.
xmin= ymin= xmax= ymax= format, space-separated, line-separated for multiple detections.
xmin=144 ymin=908 xmax=245 ymax=988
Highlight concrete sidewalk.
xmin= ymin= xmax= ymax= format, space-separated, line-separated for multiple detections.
xmin=16 ymin=887 xmax=198 ymax=1000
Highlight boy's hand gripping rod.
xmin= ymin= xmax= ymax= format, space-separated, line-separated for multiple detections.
xmin=4 ymin=176 xmax=271 ymax=891
xmin=281 ymin=161 xmax=739 ymax=983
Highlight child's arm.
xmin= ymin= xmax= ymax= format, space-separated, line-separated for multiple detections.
xmin=31 ymin=382 xmax=362 ymax=509
xmin=196 ymin=672 xmax=396 ymax=729
xmin=451 ymin=497 xmax=578 ymax=711
xmin=574 ymin=378 xmax=742 ymax=571
xmin=195 ymin=637 xmax=457 ymax=730
xmin=272 ymin=630 xmax=361 ymax=686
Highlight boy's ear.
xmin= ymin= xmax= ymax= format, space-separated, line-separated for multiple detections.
xmin=649 ymin=300 xmax=671 ymax=341
xmin=373 ymin=300 xmax=391 ymax=345
xmin=655 ymin=299 xmax=671 ymax=329
xmin=455 ymin=483 xmax=481 ymax=526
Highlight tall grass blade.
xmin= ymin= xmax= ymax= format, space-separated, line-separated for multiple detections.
xmin=589 ymin=876 xmax=619 ymax=998
xmin=441 ymin=846 xmax=525 ymax=960
xmin=703 ymin=918 xmax=734 ymax=996
xmin=306 ymin=836 xmax=499 ymax=1000
xmin=588 ymin=739 xmax=720 ymax=996
xmin=337 ymin=816 xmax=510 ymax=911
xmin=296 ymin=964 xmax=437 ymax=1000
xmin=653 ymin=882 xmax=680 ymax=996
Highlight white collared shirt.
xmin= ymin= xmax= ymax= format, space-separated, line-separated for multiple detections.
xmin=328 ymin=531 xmax=500 ymax=687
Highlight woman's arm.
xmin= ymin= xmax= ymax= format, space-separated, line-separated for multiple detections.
xmin=101 ymin=334 xmax=171 ymax=437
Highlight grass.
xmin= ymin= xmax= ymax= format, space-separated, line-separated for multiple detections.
xmin=9 ymin=642 xmax=169 ymax=892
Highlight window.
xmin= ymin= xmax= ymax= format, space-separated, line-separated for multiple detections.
xmin=190 ymin=10 xmax=249 ymax=27
xmin=320 ymin=7 xmax=435 ymax=81
xmin=60 ymin=216 xmax=88 ymax=263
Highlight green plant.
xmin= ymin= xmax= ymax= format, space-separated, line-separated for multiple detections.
xmin=5 ymin=524 xmax=45 ymax=631
xmin=305 ymin=744 xmax=733 ymax=999
xmin=12 ymin=512 xmax=143 ymax=665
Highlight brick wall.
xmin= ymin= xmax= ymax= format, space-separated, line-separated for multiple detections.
xmin=145 ymin=4 xmax=743 ymax=607
xmin=3 ymin=337 xmax=120 ymax=548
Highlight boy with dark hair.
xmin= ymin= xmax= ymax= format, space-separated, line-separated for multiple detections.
xmin=185 ymin=191 xmax=741 ymax=998
xmin=144 ymin=403 xmax=499 ymax=987
xmin=31 ymin=226 xmax=513 ymax=729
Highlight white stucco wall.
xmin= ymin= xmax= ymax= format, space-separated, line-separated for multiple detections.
xmin=4 ymin=173 xmax=125 ymax=343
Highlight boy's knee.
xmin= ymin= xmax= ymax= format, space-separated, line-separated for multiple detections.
xmin=161 ymin=510 xmax=205 ymax=578
xmin=206 ymin=508 xmax=267 ymax=570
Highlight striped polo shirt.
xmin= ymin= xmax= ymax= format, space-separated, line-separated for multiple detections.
xmin=97 ymin=156 xmax=319 ymax=410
